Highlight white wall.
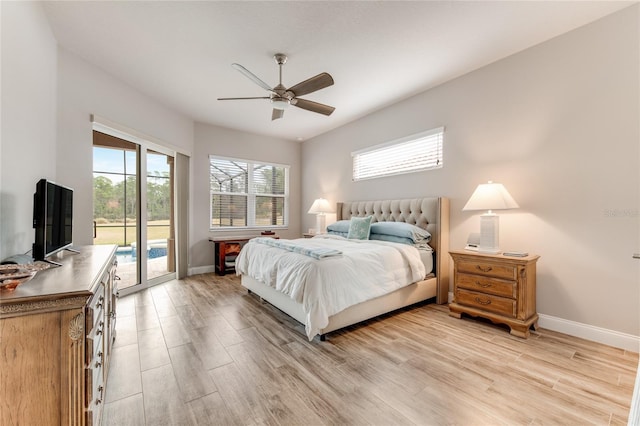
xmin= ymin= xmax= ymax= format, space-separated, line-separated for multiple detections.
xmin=191 ymin=122 xmax=301 ymax=270
xmin=0 ymin=1 xmax=58 ymax=260
xmin=56 ymin=47 xmax=194 ymax=249
xmin=302 ymin=6 xmax=639 ymax=337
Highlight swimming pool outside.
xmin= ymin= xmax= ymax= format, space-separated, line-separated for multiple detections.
xmin=116 ymin=239 xmax=168 ymax=264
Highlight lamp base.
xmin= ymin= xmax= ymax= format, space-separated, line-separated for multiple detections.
xmin=315 ymin=214 xmax=326 ymax=234
xmin=478 ymin=213 xmax=500 ymax=254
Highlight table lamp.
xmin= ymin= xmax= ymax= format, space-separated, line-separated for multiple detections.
xmin=307 ymin=198 xmax=333 ymax=234
xmin=462 ymin=181 xmax=519 ymax=254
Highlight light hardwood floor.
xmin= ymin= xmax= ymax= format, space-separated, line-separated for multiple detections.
xmin=103 ymin=273 xmax=638 ymax=425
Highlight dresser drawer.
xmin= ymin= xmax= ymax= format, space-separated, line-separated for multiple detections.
xmin=85 ymin=369 xmax=104 ymax=426
xmin=455 ymin=288 xmax=516 ymax=318
xmin=457 ymin=260 xmax=517 ymax=280
xmin=85 ymin=356 xmax=104 ymax=408
xmin=86 ymin=319 xmax=104 ymax=363
xmin=85 ymin=290 xmax=105 ymax=331
xmin=456 ymin=273 xmax=516 ymax=299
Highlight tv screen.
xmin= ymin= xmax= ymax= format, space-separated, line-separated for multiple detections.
xmin=33 ymin=179 xmax=73 ymax=261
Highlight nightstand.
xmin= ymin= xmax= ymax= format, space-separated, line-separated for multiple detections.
xmin=448 ymin=250 xmax=540 ymax=338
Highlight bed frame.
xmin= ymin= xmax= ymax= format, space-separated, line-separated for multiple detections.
xmin=241 ymin=197 xmax=450 ymax=340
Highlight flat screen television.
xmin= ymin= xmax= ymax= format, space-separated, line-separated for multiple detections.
xmin=33 ymin=179 xmax=74 ymax=262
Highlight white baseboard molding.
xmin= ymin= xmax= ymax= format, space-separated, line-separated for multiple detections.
xmin=447 ymin=292 xmax=638 ymax=351
xmin=538 ymin=314 xmax=639 ymax=352
xmin=188 ymin=265 xmax=216 ymax=276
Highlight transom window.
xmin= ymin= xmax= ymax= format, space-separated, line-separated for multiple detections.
xmin=352 ymin=127 xmax=444 ymax=181
xmin=209 ymin=156 xmax=289 ymax=229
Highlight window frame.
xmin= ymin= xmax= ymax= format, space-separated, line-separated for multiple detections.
xmin=209 ymin=155 xmax=289 ymax=230
xmin=351 ymin=126 xmax=444 ymax=181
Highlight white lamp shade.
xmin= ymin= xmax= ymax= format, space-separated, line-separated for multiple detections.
xmin=307 ymin=198 xmax=333 ymax=214
xmin=462 ymin=182 xmax=519 ymax=212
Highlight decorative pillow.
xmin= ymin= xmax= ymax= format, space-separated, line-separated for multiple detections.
xmin=369 ymin=234 xmax=415 ymax=245
xmin=326 ymin=220 xmax=351 ymax=234
xmin=347 ymin=216 xmax=373 ymax=240
xmin=327 ymin=230 xmax=348 ymax=238
xmin=369 ymin=221 xmax=431 ymax=243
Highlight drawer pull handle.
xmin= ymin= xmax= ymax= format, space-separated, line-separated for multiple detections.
xmin=476 ymin=265 xmax=492 ymax=273
xmin=475 ymin=281 xmax=491 ymax=288
xmin=475 ymin=297 xmax=492 ymax=305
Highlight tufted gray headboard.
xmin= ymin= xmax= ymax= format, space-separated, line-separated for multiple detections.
xmin=336 ymin=197 xmax=450 ymax=304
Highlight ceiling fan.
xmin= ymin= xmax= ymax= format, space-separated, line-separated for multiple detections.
xmin=218 ymin=53 xmax=335 ymax=121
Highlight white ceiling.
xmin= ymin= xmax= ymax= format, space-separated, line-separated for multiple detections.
xmin=42 ymin=1 xmax=633 ymax=142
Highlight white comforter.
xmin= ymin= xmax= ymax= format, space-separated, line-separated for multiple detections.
xmin=235 ymin=234 xmax=426 ymax=340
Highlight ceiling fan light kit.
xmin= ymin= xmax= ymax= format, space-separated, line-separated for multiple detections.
xmin=218 ymin=53 xmax=335 ymax=121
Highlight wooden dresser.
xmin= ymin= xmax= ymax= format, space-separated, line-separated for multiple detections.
xmin=0 ymin=245 xmax=118 ymax=426
xmin=448 ymin=250 xmax=539 ymax=338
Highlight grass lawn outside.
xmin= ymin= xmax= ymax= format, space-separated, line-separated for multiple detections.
xmin=94 ymin=220 xmax=170 ymax=246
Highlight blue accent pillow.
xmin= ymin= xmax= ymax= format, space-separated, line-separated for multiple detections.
xmin=326 ymin=220 xmax=351 ymax=233
xmin=347 ymin=216 xmax=373 ymax=240
xmin=327 ymin=230 xmax=348 ymax=238
xmin=369 ymin=234 xmax=415 ymax=245
xmin=369 ymin=221 xmax=431 ymax=243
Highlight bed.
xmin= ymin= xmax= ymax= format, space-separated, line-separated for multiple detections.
xmin=237 ymin=197 xmax=450 ymax=340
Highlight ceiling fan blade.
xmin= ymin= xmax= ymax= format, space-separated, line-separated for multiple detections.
xmin=272 ymin=109 xmax=284 ymax=121
xmin=217 ymin=97 xmax=270 ymax=100
xmin=231 ymin=63 xmax=274 ymax=92
xmin=287 ymin=72 xmax=334 ymax=97
xmin=291 ymin=98 xmax=335 ymax=116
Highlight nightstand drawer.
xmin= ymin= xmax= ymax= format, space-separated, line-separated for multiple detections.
xmin=457 ymin=260 xmax=516 ymax=280
xmin=456 ymin=273 xmax=516 ymax=299
xmin=455 ymin=289 xmax=516 ymax=318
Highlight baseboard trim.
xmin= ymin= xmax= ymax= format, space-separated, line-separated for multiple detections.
xmin=538 ymin=314 xmax=639 ymax=352
xmin=188 ymin=265 xmax=216 ymax=275
xmin=446 ymin=290 xmax=638 ymax=351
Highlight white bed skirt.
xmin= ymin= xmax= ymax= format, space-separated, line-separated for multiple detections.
xmin=241 ymin=274 xmax=438 ymax=338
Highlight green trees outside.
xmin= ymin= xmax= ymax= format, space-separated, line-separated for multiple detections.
xmin=93 ymin=172 xmax=169 ymax=222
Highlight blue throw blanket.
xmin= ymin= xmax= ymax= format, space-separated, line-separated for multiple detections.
xmin=252 ymin=238 xmax=342 ymax=260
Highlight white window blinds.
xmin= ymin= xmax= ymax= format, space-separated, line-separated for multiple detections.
xmin=210 ymin=156 xmax=289 ymax=229
xmin=352 ymin=127 xmax=444 ymax=181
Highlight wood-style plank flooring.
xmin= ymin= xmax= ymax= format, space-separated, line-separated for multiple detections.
xmin=103 ymin=273 xmax=638 ymax=425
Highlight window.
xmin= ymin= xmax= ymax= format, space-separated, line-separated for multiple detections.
xmin=210 ymin=156 xmax=289 ymax=229
xmin=352 ymin=127 xmax=444 ymax=181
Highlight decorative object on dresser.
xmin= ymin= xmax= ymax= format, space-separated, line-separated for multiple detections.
xmin=307 ymin=198 xmax=333 ymax=234
xmin=449 ymin=249 xmax=539 ymax=338
xmin=0 ymin=245 xmax=118 ymax=425
xmin=462 ymin=181 xmax=519 ymax=254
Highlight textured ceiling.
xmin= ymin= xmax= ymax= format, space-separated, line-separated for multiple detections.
xmin=42 ymin=1 xmax=633 ymax=141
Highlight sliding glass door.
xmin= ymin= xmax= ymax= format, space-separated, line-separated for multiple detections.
xmin=93 ymin=131 xmax=176 ymax=291
xmin=146 ymin=150 xmax=175 ymax=281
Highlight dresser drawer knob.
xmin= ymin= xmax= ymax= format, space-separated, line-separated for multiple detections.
xmin=475 ymin=297 xmax=492 ymax=305
xmin=476 ymin=265 xmax=492 ymax=273
xmin=475 ymin=281 xmax=491 ymax=288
